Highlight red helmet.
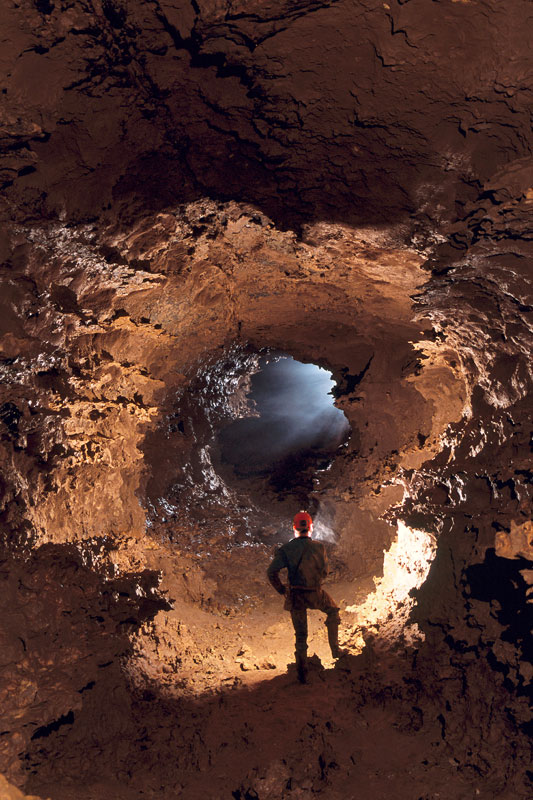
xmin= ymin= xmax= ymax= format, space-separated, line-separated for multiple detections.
xmin=293 ymin=510 xmax=313 ymax=533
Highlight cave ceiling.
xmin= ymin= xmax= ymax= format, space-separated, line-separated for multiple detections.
xmin=2 ymin=0 xmax=532 ymax=230
xmin=1 ymin=1 xmax=533 ymax=798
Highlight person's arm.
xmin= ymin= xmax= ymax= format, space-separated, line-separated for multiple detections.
xmin=267 ymin=548 xmax=288 ymax=595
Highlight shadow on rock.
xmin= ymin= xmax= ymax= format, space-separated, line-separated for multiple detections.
xmin=0 ymin=541 xmax=170 ymax=786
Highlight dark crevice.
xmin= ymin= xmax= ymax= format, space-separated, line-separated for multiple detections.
xmin=31 ymin=711 xmax=75 ymax=741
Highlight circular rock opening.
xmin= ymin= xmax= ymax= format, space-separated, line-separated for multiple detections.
xmin=217 ymin=355 xmax=350 ymax=503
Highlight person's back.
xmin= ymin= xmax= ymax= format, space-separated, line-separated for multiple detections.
xmin=271 ymin=536 xmax=327 ymax=590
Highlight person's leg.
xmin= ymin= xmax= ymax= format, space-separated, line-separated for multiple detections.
xmin=290 ymin=609 xmax=308 ymax=683
xmin=324 ymin=607 xmax=348 ymax=658
xmin=316 ymin=589 xmax=348 ymax=659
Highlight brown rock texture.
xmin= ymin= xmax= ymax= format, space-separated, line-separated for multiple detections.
xmin=0 ymin=774 xmax=49 ymax=800
xmin=1 ymin=0 xmax=533 ymax=798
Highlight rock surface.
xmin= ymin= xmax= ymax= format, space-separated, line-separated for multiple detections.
xmin=0 ymin=0 xmax=533 ymax=797
xmin=0 ymin=774 xmax=49 ymax=800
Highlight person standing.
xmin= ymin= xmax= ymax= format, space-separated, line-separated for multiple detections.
xmin=267 ymin=510 xmax=347 ymax=683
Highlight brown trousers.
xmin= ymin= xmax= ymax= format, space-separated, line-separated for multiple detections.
xmin=285 ymin=587 xmax=340 ymax=656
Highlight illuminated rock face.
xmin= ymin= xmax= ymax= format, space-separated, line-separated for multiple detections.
xmin=1 ymin=0 xmax=533 ymax=796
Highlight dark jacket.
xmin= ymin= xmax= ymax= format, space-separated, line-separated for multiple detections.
xmin=267 ymin=536 xmax=328 ymax=595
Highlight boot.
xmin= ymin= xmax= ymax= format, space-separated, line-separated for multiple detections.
xmin=326 ymin=620 xmax=349 ymax=659
xmin=331 ymin=646 xmax=349 ymax=659
xmin=295 ymin=651 xmax=308 ymax=684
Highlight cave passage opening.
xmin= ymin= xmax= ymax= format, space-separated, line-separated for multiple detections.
xmin=217 ymin=355 xmax=351 ymax=505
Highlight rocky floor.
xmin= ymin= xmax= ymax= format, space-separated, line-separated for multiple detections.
xmin=16 ymin=574 xmax=530 ymax=800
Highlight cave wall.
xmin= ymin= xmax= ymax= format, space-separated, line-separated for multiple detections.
xmin=1 ymin=200 xmax=468 ymax=546
xmin=1 ymin=0 xmax=533 ymax=792
xmin=0 ymin=542 xmax=169 ymax=785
